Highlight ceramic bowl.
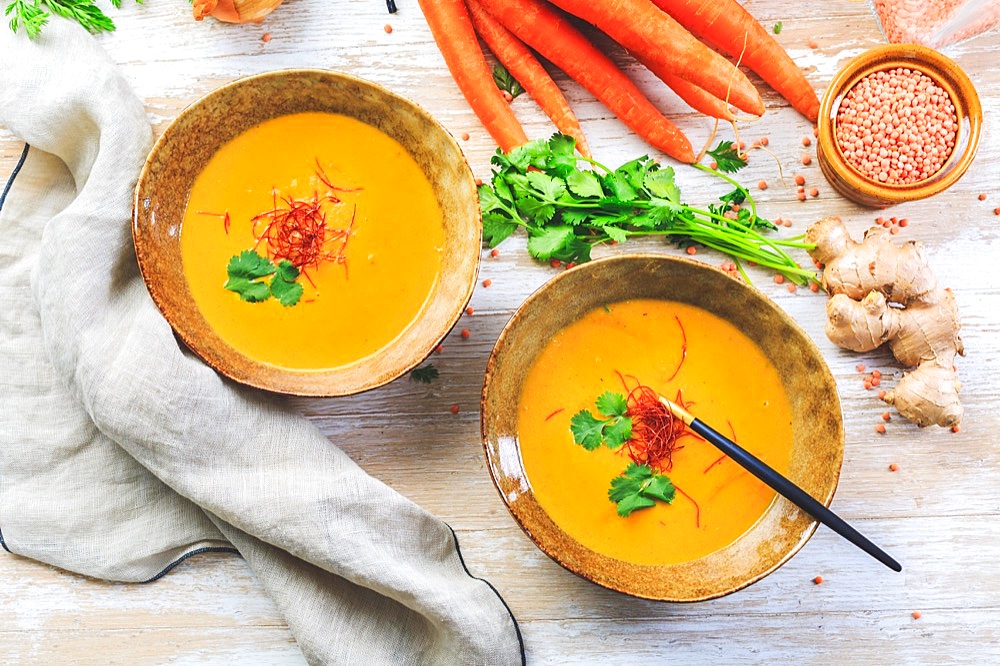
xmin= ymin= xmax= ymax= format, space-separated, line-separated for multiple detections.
xmin=133 ymin=70 xmax=480 ymax=396
xmin=816 ymin=43 xmax=982 ymax=208
xmin=480 ymin=255 xmax=844 ymax=601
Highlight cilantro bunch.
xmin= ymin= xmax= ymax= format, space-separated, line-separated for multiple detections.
xmin=570 ymin=391 xmax=676 ymax=517
xmin=479 ymin=134 xmax=817 ymax=285
xmin=6 ymin=0 xmax=139 ymax=39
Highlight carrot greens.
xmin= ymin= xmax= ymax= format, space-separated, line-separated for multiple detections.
xmin=479 ymin=134 xmax=817 ymax=284
xmin=6 ymin=0 xmax=139 ymax=38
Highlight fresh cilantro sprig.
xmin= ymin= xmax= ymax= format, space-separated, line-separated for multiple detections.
xmin=479 ymin=134 xmax=817 ymax=285
xmin=570 ymin=391 xmax=633 ymax=450
xmin=492 ymin=64 xmax=525 ymax=100
xmin=225 ymin=250 xmax=304 ymax=307
xmin=609 ymin=462 xmax=676 ymax=517
xmin=6 ymin=0 xmax=139 ymax=39
xmin=410 ymin=364 xmax=439 ymax=383
xmin=569 ymin=390 xmax=678 ymax=517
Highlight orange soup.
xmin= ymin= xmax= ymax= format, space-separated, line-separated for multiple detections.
xmin=517 ymin=299 xmax=794 ymax=566
xmin=180 ymin=112 xmax=445 ymax=370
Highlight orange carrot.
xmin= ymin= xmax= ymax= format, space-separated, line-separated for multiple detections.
xmin=477 ymin=0 xmax=695 ymax=162
xmin=467 ymin=0 xmax=592 ymax=157
xmin=416 ymin=0 xmax=528 ymax=151
xmin=545 ymin=0 xmax=764 ymax=116
xmin=632 ymin=53 xmax=734 ymax=120
xmin=650 ymin=0 xmax=820 ymax=121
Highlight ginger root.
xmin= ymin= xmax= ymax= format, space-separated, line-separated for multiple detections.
xmin=806 ymin=216 xmax=963 ymax=428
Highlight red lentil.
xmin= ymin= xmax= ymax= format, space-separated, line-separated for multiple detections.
xmin=502 ymin=91 xmax=514 ymax=103
xmin=490 ymin=248 xmax=500 ymax=257
xmin=878 ymin=389 xmax=887 ymax=399
xmin=898 ymin=218 xmax=909 ymax=227
xmin=809 ymin=187 xmax=819 ymax=198
xmin=760 ymin=136 xmax=770 ymax=146
xmin=797 ymin=191 xmax=807 ymax=201
xmin=979 ymin=193 xmax=988 ymax=201
xmin=261 ymin=32 xmax=271 ymax=42
xmin=450 ymin=404 xmax=460 ymax=414
xmin=802 ymin=136 xmax=812 ymax=147
xmin=813 ymin=575 xmax=823 ymax=585
xmin=912 ymin=611 xmax=922 ymax=620
xmin=882 ymin=412 xmax=891 ymax=421
xmin=994 ymin=208 xmax=1000 ymax=216
xmin=952 ymin=424 xmax=961 ymax=433
xmin=794 ymin=174 xmax=806 ymax=186
xmin=835 ymin=67 xmax=957 ymax=185
xmin=783 ymin=219 xmax=793 ymax=227
xmin=461 ymin=132 xmax=470 ymax=141
xmin=876 ymin=423 xmax=886 ymax=434
xmin=460 ymin=328 xmax=471 ymax=339
xmin=435 ymin=344 xmax=444 ymax=354
xmin=890 ymin=226 xmax=901 ymax=235
xmin=801 ymin=155 xmax=812 ymax=166
xmin=550 ymin=259 xmax=562 ymax=268
xmin=807 ymin=37 xmax=818 ymax=48
xmin=384 ymin=24 xmax=393 ymax=33
xmin=809 ymin=282 xmax=820 ymax=292
xmin=889 ymin=463 xmax=899 ymax=472
xmin=482 ymin=278 xmax=492 ymax=288
xmin=787 ymin=283 xmax=797 ymax=293
xmin=773 ymin=274 xmax=785 ymax=284
xmin=856 ymin=363 xmax=866 ymax=372
xmin=758 ymin=180 xmax=768 ymax=190
xmin=686 ymin=246 xmax=697 ymax=255
xmin=466 ymin=306 xmax=474 ymax=316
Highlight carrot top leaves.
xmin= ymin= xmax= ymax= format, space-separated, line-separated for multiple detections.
xmin=479 ymin=134 xmax=818 ymax=284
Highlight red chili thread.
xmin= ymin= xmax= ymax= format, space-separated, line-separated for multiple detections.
xmin=197 ymin=210 xmax=231 ymax=235
xmin=665 ymin=315 xmax=688 ymax=382
xmin=673 ymin=484 xmax=701 ymax=529
xmin=252 ymin=164 xmax=358 ymax=279
xmin=544 ymin=407 xmax=566 ymax=421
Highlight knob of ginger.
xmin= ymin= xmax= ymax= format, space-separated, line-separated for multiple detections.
xmin=805 ymin=216 xmax=964 ymax=428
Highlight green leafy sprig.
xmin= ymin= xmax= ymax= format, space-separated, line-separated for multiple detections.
xmin=478 ymin=134 xmax=817 ymax=285
xmin=609 ymin=462 xmax=676 ymax=517
xmin=570 ymin=391 xmax=676 ymax=517
xmin=224 ymin=250 xmax=304 ymax=307
xmin=6 ymin=0 xmax=139 ymax=39
xmin=492 ymin=63 xmax=525 ymax=100
xmin=410 ymin=364 xmax=439 ymax=383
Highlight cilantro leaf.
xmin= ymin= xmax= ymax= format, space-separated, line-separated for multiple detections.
xmin=492 ymin=64 xmax=525 ymax=99
xmin=546 ymin=134 xmax=579 ymax=177
xmin=706 ymin=141 xmax=748 ymax=173
xmin=225 ymin=250 xmax=276 ymax=302
xmin=483 ymin=212 xmax=518 ymax=247
xmin=570 ymin=392 xmax=633 ymax=450
xmin=643 ymin=166 xmax=681 ymax=204
xmin=595 ymin=391 xmax=628 ymax=418
xmin=773 ymin=21 xmax=783 ymax=34
xmin=269 ymin=260 xmax=304 ymax=307
xmin=410 ymin=364 xmax=439 ymax=383
xmin=570 ymin=410 xmax=608 ymax=451
xmin=566 ymin=169 xmax=605 ymax=199
xmin=608 ymin=462 xmax=675 ymax=517
xmin=527 ymin=225 xmax=575 ymax=261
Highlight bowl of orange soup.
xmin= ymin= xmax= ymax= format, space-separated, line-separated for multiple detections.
xmin=133 ymin=70 xmax=480 ymax=395
xmin=481 ymin=255 xmax=844 ymax=601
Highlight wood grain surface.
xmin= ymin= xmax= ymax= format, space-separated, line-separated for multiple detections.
xmin=3 ymin=0 xmax=999 ymax=663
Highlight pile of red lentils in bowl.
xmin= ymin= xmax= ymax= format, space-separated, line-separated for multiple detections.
xmin=834 ymin=67 xmax=958 ymax=185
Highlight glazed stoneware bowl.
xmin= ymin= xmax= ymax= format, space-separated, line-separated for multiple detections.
xmin=816 ymin=43 xmax=982 ymax=208
xmin=481 ymin=255 xmax=844 ymax=601
xmin=133 ymin=69 xmax=480 ymax=396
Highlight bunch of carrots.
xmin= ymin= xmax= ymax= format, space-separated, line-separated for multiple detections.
xmin=415 ymin=0 xmax=820 ymax=164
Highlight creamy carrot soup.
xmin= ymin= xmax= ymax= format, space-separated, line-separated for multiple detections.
xmin=180 ymin=112 xmax=444 ymax=370
xmin=517 ymin=299 xmax=794 ymax=566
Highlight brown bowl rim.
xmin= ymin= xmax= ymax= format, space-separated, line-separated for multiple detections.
xmin=132 ymin=68 xmax=480 ymax=396
xmin=817 ymin=43 xmax=982 ymax=206
xmin=480 ymin=254 xmax=845 ymax=602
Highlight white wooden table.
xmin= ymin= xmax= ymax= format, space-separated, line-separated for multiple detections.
xmin=3 ymin=0 xmax=1000 ymax=662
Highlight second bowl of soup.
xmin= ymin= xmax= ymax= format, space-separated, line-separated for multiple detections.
xmin=481 ymin=255 xmax=844 ymax=601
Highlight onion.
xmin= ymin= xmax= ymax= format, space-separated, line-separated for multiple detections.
xmin=193 ymin=0 xmax=284 ymax=23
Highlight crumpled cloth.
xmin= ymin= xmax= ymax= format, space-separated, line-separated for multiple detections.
xmin=0 ymin=17 xmax=522 ymax=666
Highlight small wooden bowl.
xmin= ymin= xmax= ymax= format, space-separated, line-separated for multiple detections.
xmin=133 ymin=70 xmax=480 ymax=396
xmin=816 ymin=44 xmax=982 ymax=208
xmin=481 ymin=255 xmax=844 ymax=601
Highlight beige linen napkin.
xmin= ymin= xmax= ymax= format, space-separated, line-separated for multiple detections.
xmin=0 ymin=17 xmax=522 ymax=666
